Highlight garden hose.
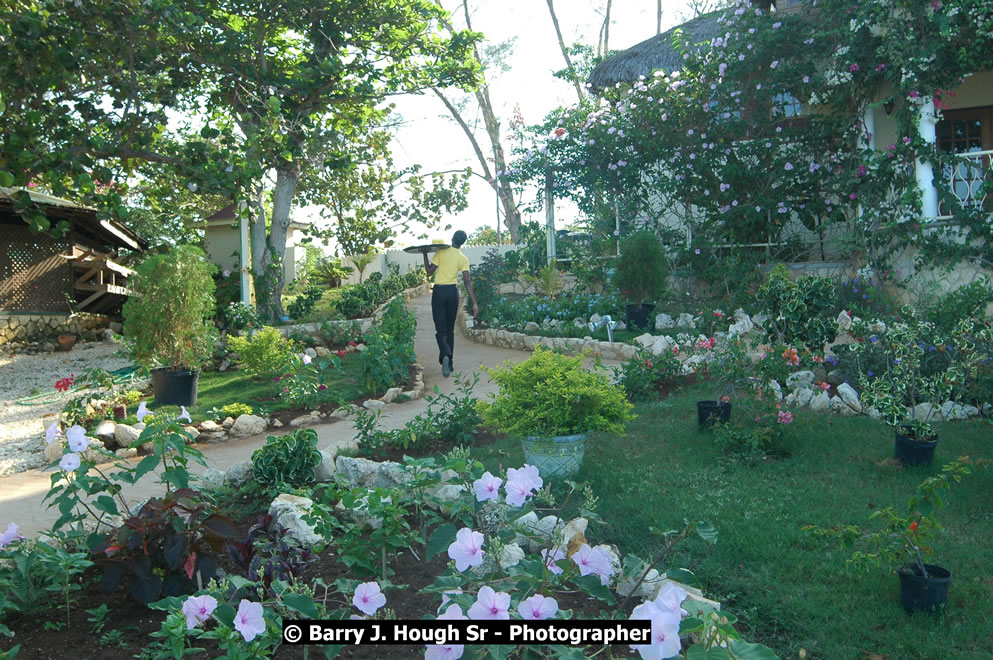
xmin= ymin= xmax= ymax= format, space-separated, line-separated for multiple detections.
xmin=15 ymin=366 xmax=143 ymax=406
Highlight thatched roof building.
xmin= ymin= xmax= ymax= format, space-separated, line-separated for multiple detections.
xmin=587 ymin=11 xmax=724 ymax=90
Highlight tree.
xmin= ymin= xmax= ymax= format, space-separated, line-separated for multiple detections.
xmin=431 ymin=0 xmax=523 ymax=242
xmin=466 ymin=225 xmax=511 ymax=246
xmin=0 ymin=0 xmax=480 ymax=320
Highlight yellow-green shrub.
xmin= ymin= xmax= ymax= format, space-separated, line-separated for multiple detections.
xmin=227 ymin=327 xmax=294 ymax=382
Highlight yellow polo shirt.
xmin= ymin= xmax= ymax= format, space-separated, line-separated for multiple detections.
xmin=431 ymin=247 xmax=470 ymax=285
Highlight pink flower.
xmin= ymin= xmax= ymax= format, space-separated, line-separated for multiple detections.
xmin=778 ymin=411 xmax=794 ymax=424
xmin=178 ymin=406 xmax=192 ymax=423
xmin=849 ymin=193 xmax=858 ymax=200
xmin=425 ymin=643 xmax=464 ymax=660
xmin=850 ymin=63 xmax=860 ymax=72
xmin=136 ymin=401 xmax=150 ymax=422
xmin=473 ymin=472 xmax=503 ymax=503
xmin=784 ymin=162 xmax=794 ymax=171
xmin=318 ymin=384 xmax=327 ymax=391
xmin=653 ymin=582 xmax=688 ymax=617
xmin=447 ymin=528 xmax=485 ymax=572
xmin=181 ymin=594 xmax=218 ymax=630
xmin=353 ymin=582 xmax=387 ymax=616
xmin=0 ymin=522 xmax=23 ymax=549
xmin=45 ymin=421 xmax=60 ymax=446
xmin=630 ymin=600 xmax=682 ymax=660
xmin=301 ymin=354 xmax=312 ymax=365
xmin=59 ymin=453 xmax=81 ymax=473
xmin=541 ymin=546 xmax=566 ymax=575
xmin=66 ymin=426 xmax=90 ymax=453
xmin=233 ymin=599 xmax=266 ymax=642
xmin=467 ymin=586 xmax=510 ymax=620
xmin=571 ymin=544 xmax=614 ymax=585
xmin=504 ymin=477 xmax=534 ymax=508
xmin=439 ymin=603 xmax=467 ymax=620
xmin=518 ymin=594 xmax=558 ymax=620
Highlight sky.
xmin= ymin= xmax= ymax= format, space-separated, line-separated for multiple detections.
xmin=299 ymin=0 xmax=700 ymax=251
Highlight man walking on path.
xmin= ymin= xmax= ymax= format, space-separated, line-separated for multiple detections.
xmin=423 ymin=230 xmax=478 ymax=377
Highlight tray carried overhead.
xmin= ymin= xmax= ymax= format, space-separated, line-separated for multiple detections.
xmin=402 ymin=243 xmax=448 ymax=255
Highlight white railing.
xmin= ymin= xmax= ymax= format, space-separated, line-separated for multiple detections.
xmin=938 ymin=149 xmax=992 ymax=218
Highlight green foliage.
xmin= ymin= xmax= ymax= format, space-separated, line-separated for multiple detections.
xmin=226 ymin=327 xmax=294 ymax=383
xmin=0 ymin=536 xmax=92 ymax=628
xmin=611 ymin=230 xmax=668 ymax=306
xmin=355 ymin=373 xmax=481 ymax=457
xmin=922 ymin=279 xmax=993 ymax=334
xmin=286 ymin=285 xmax=324 ymax=320
xmin=251 ymin=428 xmax=323 ymax=490
xmin=470 ymin=249 xmax=519 ymax=325
xmin=220 ymin=402 xmax=253 ymax=418
xmin=359 ymin=297 xmax=416 ymax=394
xmin=482 ymin=290 xmax=623 ymax=331
xmin=756 ymin=264 xmax=837 ymax=352
xmin=319 ymin=320 xmax=364 ymax=347
xmin=220 ymin=302 xmax=262 ymax=332
xmin=479 ymin=348 xmax=634 ymax=437
xmin=615 ymin=350 xmax=683 ymax=402
xmin=277 ymin=354 xmax=345 ymax=409
xmin=310 ymin=256 xmax=353 ymax=288
xmin=122 ymin=246 xmax=218 ymax=370
xmin=520 ymin=263 xmax=565 ymax=299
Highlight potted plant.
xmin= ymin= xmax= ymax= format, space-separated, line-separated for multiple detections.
xmin=611 ymin=230 xmax=668 ymax=330
xmin=478 ymin=348 xmax=633 ymax=478
xmin=694 ymin=336 xmax=754 ymax=428
xmin=122 ymin=245 xmax=218 ymax=407
xmin=851 ymin=308 xmax=992 ymax=465
xmin=805 ymin=458 xmax=974 ymax=613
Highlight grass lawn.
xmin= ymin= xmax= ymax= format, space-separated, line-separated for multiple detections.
xmin=469 ymin=380 xmax=993 ymax=660
xmin=138 ymin=357 xmax=368 ymax=422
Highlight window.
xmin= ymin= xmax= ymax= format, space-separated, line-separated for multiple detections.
xmin=936 ymin=107 xmax=992 ymax=215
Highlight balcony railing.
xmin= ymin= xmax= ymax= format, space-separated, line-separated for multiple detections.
xmin=938 ymin=149 xmax=992 ymax=218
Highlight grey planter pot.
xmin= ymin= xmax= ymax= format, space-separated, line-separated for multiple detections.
xmin=521 ymin=433 xmax=589 ymax=479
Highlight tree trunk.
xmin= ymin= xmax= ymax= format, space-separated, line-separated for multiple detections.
xmin=252 ymin=166 xmax=299 ymax=321
xmin=546 ymin=0 xmax=585 ymax=105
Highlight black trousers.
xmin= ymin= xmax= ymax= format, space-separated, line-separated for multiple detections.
xmin=431 ymin=284 xmax=459 ymax=366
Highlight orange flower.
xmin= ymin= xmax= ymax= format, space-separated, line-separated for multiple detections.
xmin=782 ymin=347 xmax=800 ymax=366
xmin=909 ymin=521 xmax=919 ymax=533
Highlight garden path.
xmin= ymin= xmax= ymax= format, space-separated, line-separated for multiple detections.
xmin=2 ymin=292 xmax=608 ymax=538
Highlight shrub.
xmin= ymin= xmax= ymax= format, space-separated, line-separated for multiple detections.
xmin=359 ymin=297 xmax=416 ymax=394
xmin=335 ymin=285 xmax=378 ymax=319
xmin=221 ymin=302 xmax=262 ymax=332
xmin=479 ymin=349 xmax=633 ymax=437
xmin=757 ymin=264 xmax=837 ymax=352
xmin=923 ymin=279 xmax=992 ymax=333
xmin=278 ymin=354 xmax=344 ymax=410
xmin=220 ymin=402 xmax=254 ymax=418
xmin=122 ymin=245 xmax=217 ymax=370
xmin=616 ymin=349 xmax=682 ymax=402
xmin=319 ymin=320 xmax=363 ymax=347
xmin=227 ymin=327 xmax=294 ymax=382
xmin=251 ymin=428 xmax=323 ymax=489
xmin=611 ymin=230 xmax=668 ymax=306
xmin=286 ymin=285 xmax=324 ymax=320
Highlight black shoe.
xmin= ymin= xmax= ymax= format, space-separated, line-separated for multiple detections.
xmin=442 ymin=356 xmax=452 ymax=377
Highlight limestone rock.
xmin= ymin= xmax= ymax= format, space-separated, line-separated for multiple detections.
xmin=229 ymin=414 xmax=267 ymax=438
xmin=200 ymin=431 xmax=228 ymax=443
xmin=836 ymin=311 xmax=853 ymax=331
xmin=304 ymin=347 xmax=318 ymax=358
xmin=595 ymin=544 xmax=622 ymax=586
xmin=676 ymin=313 xmax=697 ymax=328
xmin=335 ymin=456 xmax=380 ymax=487
xmin=222 ymin=416 xmax=235 ymax=429
xmin=290 ymin=413 xmax=321 ymax=427
xmin=44 ymin=439 xmax=64 ymax=464
xmin=272 ymin=419 xmax=284 ymax=428
xmin=728 ymin=316 xmax=753 ymax=338
xmin=768 ymin=380 xmax=783 ymax=401
xmin=655 ymin=313 xmax=675 ymax=330
xmin=912 ymin=402 xmax=944 ymax=423
xmin=826 ymin=370 xmax=845 ymax=386
xmin=199 ymin=420 xmax=221 ymax=433
xmin=115 ymin=447 xmax=138 ymax=459
xmin=810 ymin=391 xmax=831 ymax=412
xmin=499 ymin=543 xmax=525 ymax=569
xmin=269 ymin=494 xmax=322 ymax=546
xmin=200 ymin=468 xmax=226 ymax=487
xmin=382 ymin=387 xmax=402 ymax=404
xmin=837 ymin=383 xmax=862 ymax=413
xmin=633 ymin=333 xmax=655 ymax=350
xmin=114 ymin=424 xmax=141 ymax=449
xmin=373 ymin=461 xmax=413 ymax=489
xmin=616 ymin=568 xmax=664 ymax=599
xmin=363 ymin=399 xmax=386 ymax=411
xmin=224 ymin=461 xmax=254 ymax=487
xmin=330 ymin=404 xmax=360 ymax=420
xmin=940 ymin=401 xmax=970 ymax=421
xmin=650 ymin=335 xmax=676 ymax=356
xmin=183 ymin=425 xmax=201 ymax=442
xmin=93 ymin=419 xmax=117 ymax=444
xmin=785 ymin=370 xmax=815 ymax=391
xmin=524 ymin=321 xmax=541 ymax=333
xmin=315 ymin=346 xmax=331 ymax=357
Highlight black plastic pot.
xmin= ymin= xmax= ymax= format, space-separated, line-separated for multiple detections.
xmin=697 ymin=400 xmax=731 ymax=427
xmin=898 ymin=563 xmax=951 ymax=614
xmin=625 ymin=303 xmax=656 ymax=331
xmin=894 ymin=428 xmax=938 ymax=466
xmin=151 ymin=367 xmax=200 ymax=407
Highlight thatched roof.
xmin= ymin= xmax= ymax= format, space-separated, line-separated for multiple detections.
xmin=587 ymin=11 xmax=724 ymax=90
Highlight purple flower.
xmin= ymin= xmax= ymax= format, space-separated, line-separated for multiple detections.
xmin=65 ymin=425 xmax=89 ymax=453
xmin=467 ymin=586 xmax=510 ymax=620
xmin=770 ymin=60 xmax=780 ymax=69
xmin=473 ymin=472 xmax=503 ymax=503
xmin=541 ymin=546 xmax=566 ymax=575
xmin=571 ymin=544 xmax=614 ymax=585
xmin=0 ymin=522 xmax=23 ymax=549
xmin=301 ymin=354 xmax=313 ymax=365
xmin=653 ymin=582 xmax=688 ymax=617
xmin=59 ymin=453 xmax=81 ymax=473
xmin=517 ymin=594 xmax=558 ymax=620
xmin=45 ymin=421 xmax=60 ymax=446
xmin=353 ymin=582 xmax=387 ymax=616
xmin=447 ymin=528 xmax=485 ymax=572
xmin=233 ymin=600 xmax=266 ymax=642
xmin=630 ymin=601 xmax=682 ymax=660
xmin=178 ymin=406 xmax=192 ymax=423
xmin=181 ymin=595 xmax=218 ymax=630
xmin=136 ymin=401 xmax=150 ymax=422
xmin=784 ymin=162 xmax=794 ymax=171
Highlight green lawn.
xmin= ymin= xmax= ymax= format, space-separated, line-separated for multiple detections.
xmin=469 ymin=380 xmax=993 ymax=660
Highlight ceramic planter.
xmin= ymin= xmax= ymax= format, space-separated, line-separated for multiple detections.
xmin=522 ymin=433 xmax=588 ymax=479
xmin=57 ymin=334 xmax=76 ymax=352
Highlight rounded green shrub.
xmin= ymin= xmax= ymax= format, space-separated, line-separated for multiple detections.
xmin=251 ymin=428 xmax=323 ymax=489
xmin=227 ymin=327 xmax=294 ymax=382
xmin=478 ymin=348 xmax=633 ymax=437
xmin=611 ymin=230 xmax=668 ymax=306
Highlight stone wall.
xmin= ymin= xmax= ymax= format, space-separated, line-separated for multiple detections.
xmin=0 ymin=312 xmax=111 ymax=347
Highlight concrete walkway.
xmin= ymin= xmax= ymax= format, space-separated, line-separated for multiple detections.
xmin=0 ymin=293 xmax=559 ymax=538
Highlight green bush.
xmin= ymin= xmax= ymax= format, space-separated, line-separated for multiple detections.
xmin=611 ymin=230 xmax=668 ymax=306
xmin=286 ymin=285 xmax=325 ymax=320
xmin=924 ymin=279 xmax=992 ymax=333
xmin=479 ymin=348 xmax=634 ymax=437
xmin=359 ymin=298 xmax=417 ymax=394
xmin=616 ymin=349 xmax=682 ymax=402
xmin=756 ymin=264 xmax=837 ymax=352
xmin=336 ymin=285 xmax=379 ymax=319
xmin=220 ymin=402 xmax=254 ymax=418
xmin=122 ymin=245 xmax=217 ymax=370
xmin=227 ymin=327 xmax=294 ymax=382
xmin=251 ymin=428 xmax=323 ymax=489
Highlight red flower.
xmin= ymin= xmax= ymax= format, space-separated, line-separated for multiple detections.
xmin=713 ymin=311 xmax=724 ymax=318
xmin=348 ymin=341 xmax=357 ymax=347
xmin=54 ymin=374 xmax=75 ymax=392
xmin=337 ymin=350 xmax=347 ymax=358
xmin=909 ymin=521 xmax=919 ymax=533
xmin=554 ymin=127 xmax=566 ymax=137
xmin=318 ymin=384 xmax=327 ymax=391
xmin=644 ymin=360 xmax=653 ymax=369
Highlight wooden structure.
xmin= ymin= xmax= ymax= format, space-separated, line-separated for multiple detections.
xmin=0 ymin=188 xmax=146 ymax=316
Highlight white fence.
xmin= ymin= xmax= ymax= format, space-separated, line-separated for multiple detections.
xmin=340 ymin=244 xmax=515 ymax=285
